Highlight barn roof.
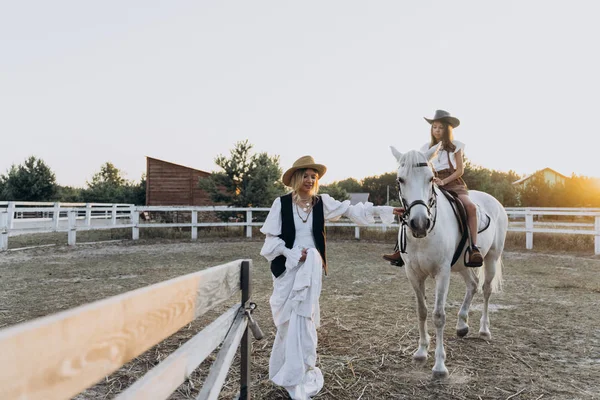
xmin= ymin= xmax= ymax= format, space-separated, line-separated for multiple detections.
xmin=512 ymin=167 xmax=569 ymax=185
xmin=348 ymin=192 xmax=370 ymax=205
xmin=146 ymin=156 xmax=211 ymax=175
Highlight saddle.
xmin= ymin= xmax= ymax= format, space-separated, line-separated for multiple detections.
xmin=438 ymin=187 xmax=491 ymax=267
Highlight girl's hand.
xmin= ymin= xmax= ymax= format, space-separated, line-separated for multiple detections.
xmin=393 ymin=207 xmax=405 ymax=216
xmin=434 ymin=177 xmax=445 ymax=186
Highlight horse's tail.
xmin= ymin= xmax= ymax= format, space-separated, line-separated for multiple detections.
xmin=476 ymin=205 xmax=508 ymax=294
xmin=475 ymin=254 xmax=504 ymax=293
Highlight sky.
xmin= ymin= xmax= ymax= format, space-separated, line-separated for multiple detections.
xmin=1 ymin=1 xmax=599 ymax=187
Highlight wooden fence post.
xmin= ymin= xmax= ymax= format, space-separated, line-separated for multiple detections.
xmin=1 ymin=212 xmax=8 ymax=251
xmin=246 ymin=210 xmax=253 ymax=238
xmin=68 ymin=210 xmax=77 ymax=246
xmin=595 ymin=215 xmax=600 ymax=255
xmin=525 ymin=211 xmax=533 ymax=250
xmin=7 ymin=201 xmax=15 ymax=229
xmin=191 ymin=211 xmax=198 ymax=240
xmin=355 ymin=226 xmax=360 ymax=239
xmin=240 ymin=260 xmax=251 ymax=400
xmin=132 ymin=210 xmax=140 ymax=241
xmin=85 ymin=203 xmax=92 ymax=227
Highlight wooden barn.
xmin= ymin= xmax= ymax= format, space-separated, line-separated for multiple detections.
xmin=512 ymin=167 xmax=569 ymax=188
xmin=145 ymin=157 xmax=213 ymax=206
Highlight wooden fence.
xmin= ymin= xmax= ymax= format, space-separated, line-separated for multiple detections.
xmin=0 ymin=259 xmax=263 ymax=400
xmin=1 ymin=202 xmax=599 ymax=254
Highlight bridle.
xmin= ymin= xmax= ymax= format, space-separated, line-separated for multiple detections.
xmin=397 ymin=162 xmax=438 ymax=253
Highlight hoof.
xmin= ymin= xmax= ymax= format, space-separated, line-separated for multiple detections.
xmin=412 ymin=353 xmax=428 ymax=363
xmin=456 ymin=327 xmax=469 ymax=337
xmin=479 ymin=331 xmax=491 ymax=340
xmin=432 ymin=368 xmax=449 ymax=379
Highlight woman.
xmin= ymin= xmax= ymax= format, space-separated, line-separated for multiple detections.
xmin=382 ymin=109 xmax=483 ymax=267
xmin=260 ymin=155 xmax=394 ymax=399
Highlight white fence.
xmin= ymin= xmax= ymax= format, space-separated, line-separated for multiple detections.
xmin=1 ymin=202 xmax=599 ymax=255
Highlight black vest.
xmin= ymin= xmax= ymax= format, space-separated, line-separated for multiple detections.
xmin=270 ymin=193 xmax=327 ymax=278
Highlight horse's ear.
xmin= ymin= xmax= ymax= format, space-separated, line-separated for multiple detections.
xmin=424 ymin=143 xmax=441 ymax=161
xmin=390 ymin=146 xmax=403 ymax=162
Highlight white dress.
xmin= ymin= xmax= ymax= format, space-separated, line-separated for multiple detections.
xmin=260 ymin=194 xmax=394 ymax=399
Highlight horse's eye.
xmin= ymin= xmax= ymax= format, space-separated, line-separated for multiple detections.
xmin=397 ymin=177 xmax=405 ymax=184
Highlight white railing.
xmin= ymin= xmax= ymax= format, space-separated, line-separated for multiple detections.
xmin=1 ymin=204 xmax=599 ymax=255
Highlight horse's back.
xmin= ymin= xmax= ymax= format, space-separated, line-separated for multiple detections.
xmin=468 ymin=190 xmax=508 ymax=256
xmin=468 ymin=190 xmax=508 ymax=225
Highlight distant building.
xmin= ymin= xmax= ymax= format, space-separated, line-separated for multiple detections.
xmin=512 ymin=168 xmax=569 ymax=187
xmin=146 ymin=157 xmax=212 ymax=206
xmin=348 ymin=192 xmax=370 ymax=205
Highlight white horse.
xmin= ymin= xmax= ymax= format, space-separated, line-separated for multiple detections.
xmin=390 ymin=145 xmax=508 ymax=379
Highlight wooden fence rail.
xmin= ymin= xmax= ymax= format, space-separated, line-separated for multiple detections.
xmin=0 ymin=259 xmax=262 ymax=400
xmin=1 ymin=203 xmax=599 ymax=254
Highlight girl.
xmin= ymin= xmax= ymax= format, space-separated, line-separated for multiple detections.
xmin=422 ymin=109 xmax=483 ymax=266
xmin=260 ymin=155 xmax=394 ymax=399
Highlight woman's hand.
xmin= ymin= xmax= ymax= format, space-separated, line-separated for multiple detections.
xmin=434 ymin=177 xmax=445 ymax=186
xmin=299 ymin=248 xmax=308 ymax=262
xmin=393 ymin=207 xmax=405 ymax=216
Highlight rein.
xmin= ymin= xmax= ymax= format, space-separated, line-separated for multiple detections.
xmin=397 ymin=162 xmax=438 ymax=253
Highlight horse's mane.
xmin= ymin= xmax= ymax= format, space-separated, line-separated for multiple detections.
xmin=398 ymin=150 xmax=432 ymax=176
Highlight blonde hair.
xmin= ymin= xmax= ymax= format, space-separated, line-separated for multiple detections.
xmin=289 ymin=168 xmax=320 ymax=202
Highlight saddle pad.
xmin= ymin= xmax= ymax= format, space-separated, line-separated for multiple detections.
xmin=476 ymin=204 xmax=491 ymax=233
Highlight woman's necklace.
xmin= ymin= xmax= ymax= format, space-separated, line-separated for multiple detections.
xmin=297 ymin=196 xmax=312 ymax=212
xmin=295 ymin=195 xmax=313 ymax=223
xmin=295 ymin=202 xmax=312 ymax=223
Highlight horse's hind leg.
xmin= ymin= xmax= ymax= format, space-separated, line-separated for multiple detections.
xmin=456 ymin=269 xmax=478 ymax=337
xmin=406 ymin=270 xmax=429 ymax=362
xmin=479 ymin=251 xmax=501 ymax=339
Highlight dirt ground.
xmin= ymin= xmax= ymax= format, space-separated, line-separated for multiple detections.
xmin=1 ymin=239 xmax=599 ymax=399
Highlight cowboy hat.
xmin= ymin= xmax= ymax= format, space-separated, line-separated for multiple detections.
xmin=282 ymin=155 xmax=327 ymax=186
xmin=424 ymin=109 xmax=460 ymax=128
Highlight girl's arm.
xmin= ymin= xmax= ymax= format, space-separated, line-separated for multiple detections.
xmin=437 ymin=149 xmax=465 ymax=186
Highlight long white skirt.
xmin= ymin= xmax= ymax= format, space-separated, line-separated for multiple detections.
xmin=269 ymin=248 xmax=324 ymax=400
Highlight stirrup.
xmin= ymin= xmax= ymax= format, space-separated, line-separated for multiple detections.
xmin=464 ymin=245 xmax=483 ymax=268
xmin=390 ymin=258 xmax=405 ymax=267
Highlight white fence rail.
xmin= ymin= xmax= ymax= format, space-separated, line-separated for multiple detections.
xmin=1 ymin=202 xmax=599 ymax=254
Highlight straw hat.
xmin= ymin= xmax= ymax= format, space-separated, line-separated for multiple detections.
xmin=282 ymin=155 xmax=327 ymax=186
xmin=424 ymin=109 xmax=460 ymax=128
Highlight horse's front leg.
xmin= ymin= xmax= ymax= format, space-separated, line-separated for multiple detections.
xmin=406 ymin=269 xmax=429 ymax=361
xmin=432 ymin=268 xmax=451 ymax=378
xmin=456 ymin=268 xmax=478 ymax=337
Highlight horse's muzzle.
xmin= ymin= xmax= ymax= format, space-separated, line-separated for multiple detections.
xmin=409 ymin=216 xmax=431 ymax=238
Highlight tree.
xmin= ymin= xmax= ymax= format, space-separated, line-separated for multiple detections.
xmin=319 ymin=183 xmax=349 ymax=201
xmin=200 ymin=140 xmax=285 ymax=207
xmin=461 ymin=161 xmax=521 ymax=207
xmin=1 ymin=156 xmax=57 ymax=201
xmin=361 ymin=172 xmax=397 ymax=205
xmin=336 ymin=178 xmax=363 ymax=193
xmin=82 ymin=162 xmax=146 ymax=204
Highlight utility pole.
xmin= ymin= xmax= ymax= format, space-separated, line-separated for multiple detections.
xmin=386 ymin=185 xmax=390 ymax=205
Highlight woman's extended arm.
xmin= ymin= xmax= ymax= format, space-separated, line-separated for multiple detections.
xmin=321 ymin=194 xmax=395 ymax=225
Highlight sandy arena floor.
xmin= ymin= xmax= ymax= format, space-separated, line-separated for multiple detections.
xmin=1 ymin=239 xmax=599 ymax=399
